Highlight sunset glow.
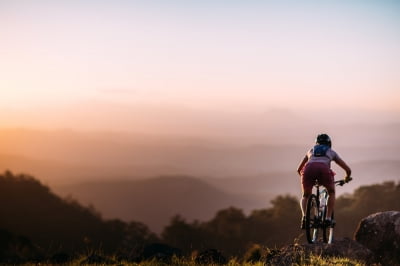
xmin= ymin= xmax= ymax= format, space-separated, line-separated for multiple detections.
xmin=1 ymin=1 xmax=399 ymax=122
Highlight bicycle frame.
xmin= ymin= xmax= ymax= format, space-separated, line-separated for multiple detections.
xmin=307 ymin=181 xmax=329 ymax=243
xmin=305 ymin=179 xmax=348 ymax=244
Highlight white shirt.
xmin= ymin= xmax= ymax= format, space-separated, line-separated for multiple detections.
xmin=306 ymin=146 xmax=341 ymax=168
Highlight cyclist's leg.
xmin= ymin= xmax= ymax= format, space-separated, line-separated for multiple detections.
xmin=301 ymin=163 xmax=315 ymax=216
xmin=327 ymin=192 xmax=335 ymax=219
xmin=320 ymin=168 xmax=335 ymax=220
xmin=301 ymin=189 xmax=312 ymax=217
xmin=300 ymin=188 xmax=311 ymax=229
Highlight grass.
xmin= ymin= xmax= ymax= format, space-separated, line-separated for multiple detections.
xmin=20 ymin=252 xmax=366 ymax=266
xmin=14 ymin=239 xmax=368 ymax=266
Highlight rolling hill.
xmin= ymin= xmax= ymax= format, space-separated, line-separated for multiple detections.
xmin=0 ymin=171 xmax=157 ymax=254
xmin=55 ymin=176 xmax=262 ymax=233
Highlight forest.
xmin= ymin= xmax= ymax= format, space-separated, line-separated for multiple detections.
xmin=0 ymin=170 xmax=399 ymax=262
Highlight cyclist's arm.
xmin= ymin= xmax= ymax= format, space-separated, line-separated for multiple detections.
xmin=297 ymin=156 xmax=308 ymax=176
xmin=334 ymin=157 xmax=352 ymax=177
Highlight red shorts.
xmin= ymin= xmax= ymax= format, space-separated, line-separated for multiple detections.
xmin=301 ymin=162 xmax=335 ymax=193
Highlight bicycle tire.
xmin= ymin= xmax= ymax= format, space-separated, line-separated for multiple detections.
xmin=321 ymin=206 xmax=328 ymax=242
xmin=305 ymin=194 xmax=319 ymax=244
xmin=320 ymin=191 xmax=329 ymax=243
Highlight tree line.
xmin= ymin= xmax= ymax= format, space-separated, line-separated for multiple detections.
xmin=0 ymin=170 xmax=399 ymax=260
xmin=162 ymin=180 xmax=400 ymax=257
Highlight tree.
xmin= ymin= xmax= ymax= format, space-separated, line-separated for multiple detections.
xmin=162 ymin=215 xmax=206 ymax=255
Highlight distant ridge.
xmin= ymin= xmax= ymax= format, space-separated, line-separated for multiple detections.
xmin=55 ymin=176 xmax=260 ymax=233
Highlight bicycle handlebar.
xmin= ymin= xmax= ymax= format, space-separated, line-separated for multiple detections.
xmin=335 ymin=177 xmax=353 ymax=186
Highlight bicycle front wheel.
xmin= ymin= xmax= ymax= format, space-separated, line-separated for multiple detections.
xmin=305 ymin=194 xmax=320 ymax=244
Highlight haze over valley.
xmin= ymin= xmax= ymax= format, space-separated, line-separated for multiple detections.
xmin=1 ymin=107 xmax=399 ymax=232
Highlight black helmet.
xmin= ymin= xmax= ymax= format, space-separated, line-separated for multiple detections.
xmin=316 ymin=133 xmax=332 ymax=147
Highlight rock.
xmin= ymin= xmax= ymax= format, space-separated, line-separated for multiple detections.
xmin=303 ymin=238 xmax=374 ymax=263
xmin=354 ymin=211 xmax=400 ymax=265
xmin=265 ymin=238 xmax=374 ymax=265
xmin=195 ymin=249 xmax=228 ymax=264
xmin=264 ymin=245 xmax=303 ymax=266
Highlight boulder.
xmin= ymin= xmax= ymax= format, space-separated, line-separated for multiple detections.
xmin=354 ymin=211 xmax=400 ymax=265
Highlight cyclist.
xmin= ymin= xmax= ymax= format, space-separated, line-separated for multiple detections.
xmin=297 ymin=133 xmax=352 ymax=229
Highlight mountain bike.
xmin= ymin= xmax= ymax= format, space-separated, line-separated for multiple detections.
xmin=305 ymin=178 xmax=352 ymax=244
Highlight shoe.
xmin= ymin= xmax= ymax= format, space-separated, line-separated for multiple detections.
xmin=301 ymin=216 xmax=306 ymax=229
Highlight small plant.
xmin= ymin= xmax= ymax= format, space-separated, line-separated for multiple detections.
xmin=243 ymin=244 xmax=263 ymax=263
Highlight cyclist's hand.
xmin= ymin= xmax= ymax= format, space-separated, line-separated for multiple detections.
xmin=344 ymin=176 xmax=352 ymax=183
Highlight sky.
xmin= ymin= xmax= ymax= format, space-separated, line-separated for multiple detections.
xmin=1 ymin=0 xmax=400 ymax=130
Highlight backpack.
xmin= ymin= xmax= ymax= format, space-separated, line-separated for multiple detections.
xmin=313 ymin=144 xmax=330 ymax=157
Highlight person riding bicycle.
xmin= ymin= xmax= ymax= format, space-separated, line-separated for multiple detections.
xmin=297 ymin=133 xmax=352 ymax=229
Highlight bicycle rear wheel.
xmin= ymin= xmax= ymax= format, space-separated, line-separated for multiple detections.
xmin=305 ymin=195 xmax=320 ymax=244
xmin=321 ymin=205 xmax=328 ymax=243
xmin=320 ymin=191 xmax=328 ymax=243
